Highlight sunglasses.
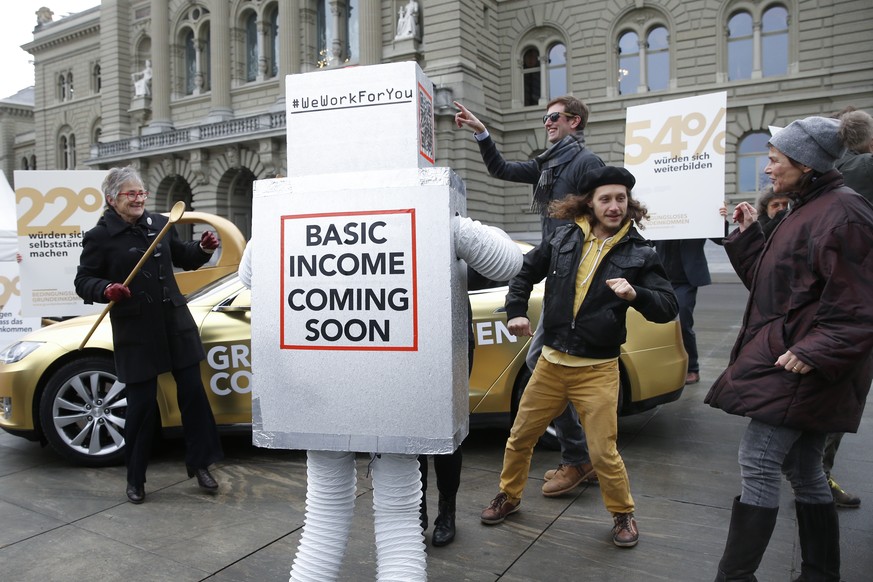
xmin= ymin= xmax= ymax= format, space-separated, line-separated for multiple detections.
xmin=119 ymin=190 xmax=149 ymax=201
xmin=542 ymin=111 xmax=578 ymax=124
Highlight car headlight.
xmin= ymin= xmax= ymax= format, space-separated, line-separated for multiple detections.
xmin=0 ymin=341 xmax=44 ymax=364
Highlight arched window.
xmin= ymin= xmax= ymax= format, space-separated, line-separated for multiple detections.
xmin=30 ymin=155 xmax=37 ymax=170
xmin=92 ymin=63 xmax=101 ymax=93
xmin=738 ymin=132 xmax=771 ymax=196
xmin=726 ymin=3 xmax=790 ymax=81
xmin=67 ymin=73 xmax=74 ymax=100
xmin=727 ymin=11 xmax=753 ymax=80
xmin=245 ymin=11 xmax=258 ymax=82
xmin=22 ymin=157 xmax=29 ymax=170
xmin=616 ymin=19 xmax=671 ymax=95
xmin=646 ymin=27 xmax=669 ymax=91
xmin=547 ymin=43 xmax=567 ymax=100
xmin=58 ymin=74 xmax=67 ymax=101
xmin=522 ymin=48 xmax=541 ymax=106
xmin=517 ymin=30 xmax=568 ymax=107
xmin=618 ymin=32 xmax=640 ymax=95
xmin=184 ymin=29 xmax=197 ymax=94
xmin=762 ymin=5 xmax=788 ymax=77
xmin=59 ymin=132 xmax=77 ymax=170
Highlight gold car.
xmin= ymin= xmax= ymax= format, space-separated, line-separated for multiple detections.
xmin=0 ymin=219 xmax=687 ymax=466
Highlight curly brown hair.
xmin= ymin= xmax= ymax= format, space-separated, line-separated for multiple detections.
xmin=547 ymin=187 xmax=649 ymax=229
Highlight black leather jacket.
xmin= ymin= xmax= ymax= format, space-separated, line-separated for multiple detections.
xmin=505 ymin=222 xmax=678 ymax=359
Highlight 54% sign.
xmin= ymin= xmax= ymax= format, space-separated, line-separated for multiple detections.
xmin=625 ymin=107 xmax=726 ymax=165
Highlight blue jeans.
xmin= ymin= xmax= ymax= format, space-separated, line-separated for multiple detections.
xmin=738 ymin=419 xmax=832 ymax=508
xmin=526 ymin=315 xmax=590 ymax=466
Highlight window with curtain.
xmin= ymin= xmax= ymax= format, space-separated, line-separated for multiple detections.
xmin=268 ymin=6 xmax=279 ymax=77
xmin=245 ymin=12 xmax=258 ymax=82
xmin=184 ymin=29 xmax=196 ymax=94
xmin=522 ymin=47 xmax=541 ymax=106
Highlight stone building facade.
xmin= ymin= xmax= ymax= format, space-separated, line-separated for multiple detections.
xmin=2 ymin=0 xmax=870 ymax=241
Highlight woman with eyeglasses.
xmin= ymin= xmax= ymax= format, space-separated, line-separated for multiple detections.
xmin=75 ymin=166 xmax=224 ymax=504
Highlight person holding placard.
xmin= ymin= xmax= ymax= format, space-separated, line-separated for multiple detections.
xmin=74 ymin=166 xmax=224 ymax=504
xmin=706 ymin=116 xmax=873 ymax=581
xmin=480 ymin=166 xmax=678 ymax=548
xmin=454 ymin=96 xmax=604 ymax=499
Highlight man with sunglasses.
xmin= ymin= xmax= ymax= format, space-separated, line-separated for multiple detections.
xmin=453 ymin=97 xmax=605 ymax=500
xmin=454 ymin=96 xmax=604 ymax=237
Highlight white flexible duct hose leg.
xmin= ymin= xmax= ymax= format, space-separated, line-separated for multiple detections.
xmin=372 ymin=453 xmax=427 ymax=581
xmin=289 ymin=450 xmax=357 ymax=582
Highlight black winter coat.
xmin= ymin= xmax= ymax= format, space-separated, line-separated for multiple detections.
xmin=705 ymin=171 xmax=873 ymax=433
xmin=477 ymin=134 xmax=604 ymax=238
xmin=505 ymin=223 xmax=678 ymax=359
xmin=75 ymin=208 xmax=212 ymax=384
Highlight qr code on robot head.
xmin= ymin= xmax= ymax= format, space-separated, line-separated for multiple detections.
xmin=418 ymin=86 xmax=435 ymax=163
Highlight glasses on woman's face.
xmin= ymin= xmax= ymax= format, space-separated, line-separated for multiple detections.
xmin=542 ymin=111 xmax=576 ymax=124
xmin=119 ymin=190 xmax=149 ymax=201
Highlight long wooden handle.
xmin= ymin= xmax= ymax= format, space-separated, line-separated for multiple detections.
xmin=78 ymin=202 xmax=186 ymax=350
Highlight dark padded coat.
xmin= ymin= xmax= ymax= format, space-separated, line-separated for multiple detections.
xmin=705 ymin=170 xmax=873 ymax=433
xmin=505 ymin=222 xmax=678 ymax=359
xmin=75 ymin=208 xmax=212 ymax=384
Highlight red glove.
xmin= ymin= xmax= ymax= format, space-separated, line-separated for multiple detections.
xmin=104 ymin=283 xmax=132 ymax=302
xmin=200 ymin=231 xmax=219 ymax=251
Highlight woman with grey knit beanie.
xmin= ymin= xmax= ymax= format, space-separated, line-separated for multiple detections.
xmin=706 ymin=116 xmax=873 ymax=582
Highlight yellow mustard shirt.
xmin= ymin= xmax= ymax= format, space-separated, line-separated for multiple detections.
xmin=542 ymin=218 xmax=632 ymax=368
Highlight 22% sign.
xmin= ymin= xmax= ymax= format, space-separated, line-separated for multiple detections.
xmin=15 ymin=187 xmax=103 ymax=236
xmin=625 ymin=107 xmax=726 ymax=165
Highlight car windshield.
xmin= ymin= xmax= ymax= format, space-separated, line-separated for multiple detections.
xmin=186 ymin=273 xmax=240 ymax=301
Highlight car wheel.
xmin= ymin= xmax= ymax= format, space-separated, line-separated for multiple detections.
xmin=38 ymin=356 xmax=127 ymax=467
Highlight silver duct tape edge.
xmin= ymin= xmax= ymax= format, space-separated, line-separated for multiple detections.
xmin=252 ymin=424 xmax=468 ymax=455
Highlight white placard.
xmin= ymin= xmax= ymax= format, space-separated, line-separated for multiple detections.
xmin=624 ymin=92 xmax=727 ymax=240
xmin=281 ymin=209 xmax=417 ymax=350
xmin=14 ymin=171 xmax=106 ymax=317
xmin=286 ymin=61 xmax=435 ymax=177
xmin=0 ymin=262 xmax=41 ymax=350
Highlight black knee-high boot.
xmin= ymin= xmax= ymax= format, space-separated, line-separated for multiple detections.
xmin=793 ymin=501 xmax=840 ymax=581
xmin=432 ymin=493 xmax=456 ymax=546
xmin=714 ymin=496 xmax=780 ymax=581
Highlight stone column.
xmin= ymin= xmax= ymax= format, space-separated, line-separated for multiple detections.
xmin=147 ymin=0 xmax=173 ymax=133
xmin=273 ymin=0 xmax=300 ymax=110
xmin=751 ymin=21 xmax=763 ymax=79
xmin=358 ymin=0 xmax=381 ymax=65
xmin=208 ymin=0 xmax=233 ymax=121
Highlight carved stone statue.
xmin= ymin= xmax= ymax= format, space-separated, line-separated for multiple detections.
xmin=395 ymin=0 xmax=420 ymax=40
xmin=131 ymin=60 xmax=153 ymax=97
xmin=36 ymin=7 xmax=54 ymax=27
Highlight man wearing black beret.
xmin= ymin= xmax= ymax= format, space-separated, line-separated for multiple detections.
xmin=480 ymin=166 xmax=678 ymax=548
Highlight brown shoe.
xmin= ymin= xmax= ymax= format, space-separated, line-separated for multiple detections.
xmin=685 ymin=371 xmax=700 ymax=385
xmin=544 ymin=462 xmax=598 ymax=484
xmin=542 ymin=462 xmax=598 ymax=497
xmin=480 ymin=492 xmax=520 ymax=525
xmin=612 ymin=512 xmax=639 ymax=547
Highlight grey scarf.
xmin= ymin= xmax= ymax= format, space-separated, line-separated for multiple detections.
xmin=531 ymin=132 xmax=586 ymax=214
